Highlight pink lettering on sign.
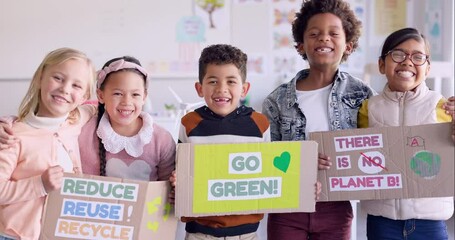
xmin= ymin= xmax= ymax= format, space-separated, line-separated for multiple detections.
xmin=331 ymin=176 xmax=383 ymax=189
xmin=336 ymin=155 xmax=351 ymax=170
xmin=329 ymin=174 xmax=402 ymax=191
xmin=334 ymin=134 xmax=383 ymax=152
xmin=360 ymin=152 xmax=388 ymax=171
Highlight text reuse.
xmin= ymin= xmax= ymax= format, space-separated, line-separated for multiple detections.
xmin=61 ymin=199 xmax=125 ymax=221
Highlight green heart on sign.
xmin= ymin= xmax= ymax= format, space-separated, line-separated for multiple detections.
xmin=274 ymin=151 xmax=291 ymax=173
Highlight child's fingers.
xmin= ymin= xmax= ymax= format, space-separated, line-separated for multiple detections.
xmin=168 ymin=189 xmax=176 ymax=205
xmin=169 ymin=170 xmax=177 ymax=187
xmin=443 ymin=97 xmax=455 ymax=116
xmin=315 ymin=182 xmax=322 ymax=200
xmin=318 ymin=153 xmax=331 ymax=170
xmin=0 ymin=136 xmax=20 ymax=146
xmin=0 ymin=125 xmax=19 ymax=146
xmin=41 ymin=166 xmax=64 ymax=193
xmin=452 ymin=119 xmax=455 ymax=143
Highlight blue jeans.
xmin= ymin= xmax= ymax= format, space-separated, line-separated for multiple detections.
xmin=0 ymin=236 xmax=16 ymax=240
xmin=367 ymin=214 xmax=448 ymax=240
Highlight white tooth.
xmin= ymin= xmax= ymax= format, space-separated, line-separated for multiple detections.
xmin=398 ymin=71 xmax=413 ymax=78
xmin=318 ymin=48 xmax=331 ymax=52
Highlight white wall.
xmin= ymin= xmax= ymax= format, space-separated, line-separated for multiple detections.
xmin=1 ymin=1 xmax=453 ymax=118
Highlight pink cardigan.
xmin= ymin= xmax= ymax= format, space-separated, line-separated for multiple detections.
xmin=0 ymin=105 xmax=95 ymax=240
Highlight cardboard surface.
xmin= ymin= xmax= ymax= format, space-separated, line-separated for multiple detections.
xmin=310 ymin=123 xmax=454 ymax=201
xmin=40 ymin=173 xmax=177 ymax=240
xmin=175 ymin=141 xmax=319 ymax=217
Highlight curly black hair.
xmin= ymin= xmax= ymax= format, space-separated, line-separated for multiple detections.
xmin=198 ymin=44 xmax=247 ymax=83
xmin=292 ymin=0 xmax=362 ymax=62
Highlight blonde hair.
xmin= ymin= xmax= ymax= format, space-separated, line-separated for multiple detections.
xmin=18 ymin=48 xmax=96 ymax=122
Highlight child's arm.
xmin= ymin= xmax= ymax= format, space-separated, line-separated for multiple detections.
xmin=0 ymin=141 xmax=64 ymax=205
xmin=157 ymin=130 xmax=176 ymax=181
xmin=0 ymin=147 xmax=42 ymax=204
xmin=442 ymin=96 xmax=455 ymax=142
xmin=262 ymin=99 xmax=281 ymax=141
xmin=0 ymin=103 xmax=96 ymax=149
xmin=437 ymin=97 xmax=455 ymax=143
xmin=357 ymin=100 xmax=369 ymax=129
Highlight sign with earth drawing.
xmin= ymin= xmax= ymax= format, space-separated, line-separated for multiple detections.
xmin=310 ymin=123 xmax=455 ymax=201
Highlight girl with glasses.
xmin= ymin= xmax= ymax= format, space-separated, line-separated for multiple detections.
xmin=358 ymin=27 xmax=454 ymax=240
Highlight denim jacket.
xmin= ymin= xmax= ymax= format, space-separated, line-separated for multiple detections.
xmin=262 ymin=69 xmax=375 ymax=141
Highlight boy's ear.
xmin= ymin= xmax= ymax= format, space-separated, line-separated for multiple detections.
xmin=378 ymin=58 xmax=386 ymax=74
xmin=241 ymin=82 xmax=251 ymax=98
xmin=96 ymin=89 xmax=105 ymax=104
xmin=297 ymin=43 xmax=305 ymax=55
xmin=344 ymin=42 xmax=353 ymax=55
xmin=195 ymin=82 xmax=204 ymax=98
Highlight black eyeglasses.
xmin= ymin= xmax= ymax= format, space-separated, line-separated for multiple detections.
xmin=383 ymin=49 xmax=429 ymax=66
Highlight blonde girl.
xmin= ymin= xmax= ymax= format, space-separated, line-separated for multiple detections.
xmin=0 ymin=48 xmax=96 ymax=240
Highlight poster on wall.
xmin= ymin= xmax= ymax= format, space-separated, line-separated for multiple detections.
xmin=424 ymin=0 xmax=443 ymax=60
xmin=269 ymin=0 xmax=307 ymax=85
xmin=148 ymin=0 xmax=231 ymax=78
xmin=340 ymin=0 xmax=367 ymax=75
xmin=369 ymin=0 xmax=407 ymax=46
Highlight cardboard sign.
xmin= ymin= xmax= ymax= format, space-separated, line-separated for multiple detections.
xmin=175 ymin=141 xmax=318 ymax=217
xmin=40 ymin=173 xmax=177 ymax=240
xmin=310 ymin=123 xmax=455 ymax=201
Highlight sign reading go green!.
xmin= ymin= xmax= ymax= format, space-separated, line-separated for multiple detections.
xmin=190 ymin=141 xmax=310 ymax=214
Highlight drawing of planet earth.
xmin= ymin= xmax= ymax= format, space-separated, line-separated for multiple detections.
xmin=410 ymin=151 xmax=441 ymax=179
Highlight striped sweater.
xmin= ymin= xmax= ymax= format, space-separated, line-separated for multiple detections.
xmin=179 ymin=105 xmax=270 ymax=237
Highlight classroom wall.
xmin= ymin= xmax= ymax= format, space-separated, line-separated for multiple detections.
xmin=0 ymin=1 xmax=454 ymax=240
xmin=1 ymin=0 xmax=453 ymax=119
xmin=0 ymin=0 xmax=275 ymax=117
xmin=1 ymin=0 xmax=453 ymax=118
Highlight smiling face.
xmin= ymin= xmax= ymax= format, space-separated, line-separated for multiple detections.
xmin=97 ymin=71 xmax=147 ymax=134
xmin=298 ymin=13 xmax=353 ymax=69
xmin=195 ymin=63 xmax=250 ymax=117
xmin=379 ymin=39 xmax=430 ymax=92
xmin=37 ymin=58 xmax=90 ymax=118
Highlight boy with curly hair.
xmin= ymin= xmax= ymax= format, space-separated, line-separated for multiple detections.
xmin=262 ymin=0 xmax=374 ymax=239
